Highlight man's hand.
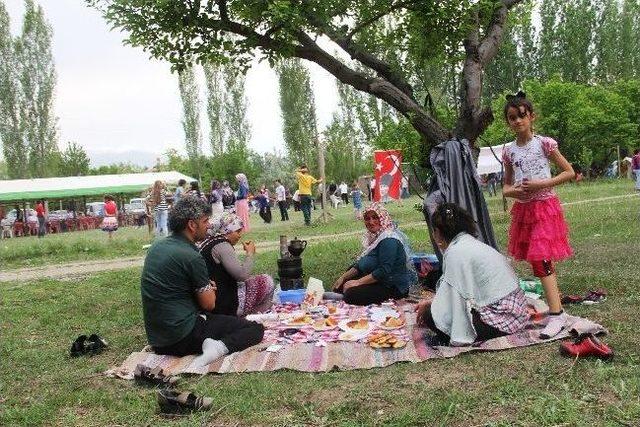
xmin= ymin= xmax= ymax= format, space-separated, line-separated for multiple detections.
xmin=415 ymin=300 xmax=431 ymax=325
xmin=332 ymin=276 xmax=345 ymax=291
xmin=242 ymin=240 xmax=256 ymax=255
xmin=342 ymin=280 xmax=361 ymax=292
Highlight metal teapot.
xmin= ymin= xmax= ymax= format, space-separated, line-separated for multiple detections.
xmin=287 ymin=237 xmax=307 ymax=257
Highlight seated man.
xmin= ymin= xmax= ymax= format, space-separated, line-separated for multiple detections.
xmin=141 ymin=196 xmax=264 ymax=367
xmin=332 ymin=203 xmax=417 ymax=305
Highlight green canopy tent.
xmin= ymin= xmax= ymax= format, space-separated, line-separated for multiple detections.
xmin=0 ymin=171 xmax=195 ymax=203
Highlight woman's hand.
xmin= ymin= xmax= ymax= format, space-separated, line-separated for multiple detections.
xmin=242 ymin=240 xmax=256 ymax=255
xmin=414 ymin=300 xmax=431 ymax=325
xmin=342 ymin=280 xmax=361 ymax=292
xmin=332 ymin=276 xmax=345 ymax=291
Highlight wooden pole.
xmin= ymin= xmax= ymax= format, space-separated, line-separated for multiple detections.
xmin=316 ymin=137 xmax=333 ymax=223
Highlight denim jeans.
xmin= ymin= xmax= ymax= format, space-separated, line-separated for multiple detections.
xmin=155 ymin=209 xmax=168 ymax=237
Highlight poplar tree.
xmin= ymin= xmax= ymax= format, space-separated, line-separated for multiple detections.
xmin=276 ymin=59 xmax=318 ymax=169
xmin=19 ymin=0 xmax=58 ymax=178
xmin=203 ymin=63 xmax=225 ymax=156
xmin=0 ymin=2 xmax=27 ymax=179
xmin=223 ymin=67 xmax=250 ymax=152
xmin=177 ymin=65 xmax=202 ymax=178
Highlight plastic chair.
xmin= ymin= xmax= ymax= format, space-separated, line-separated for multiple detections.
xmin=1 ymin=224 xmax=12 ymax=239
xmin=13 ymin=221 xmax=24 ymax=237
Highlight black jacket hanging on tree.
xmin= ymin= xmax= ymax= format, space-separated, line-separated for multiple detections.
xmin=423 ymin=138 xmax=498 ymax=259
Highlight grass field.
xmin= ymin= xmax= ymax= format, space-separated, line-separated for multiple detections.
xmin=1 ymin=179 xmax=639 ymax=426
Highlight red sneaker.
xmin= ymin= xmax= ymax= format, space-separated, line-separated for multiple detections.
xmin=560 ymin=335 xmax=614 ymax=361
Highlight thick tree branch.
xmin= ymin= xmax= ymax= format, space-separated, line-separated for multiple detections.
xmin=345 ymin=0 xmax=419 ymax=40
xmin=478 ymin=0 xmax=525 ymax=65
xmin=300 ymin=11 xmax=416 ymax=100
xmin=196 ymin=15 xmax=444 ymax=143
xmin=292 ymin=31 xmax=449 ymax=145
xmin=455 ymin=0 xmax=525 ymax=143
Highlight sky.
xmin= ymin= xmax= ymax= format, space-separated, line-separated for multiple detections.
xmin=4 ymin=0 xmax=339 ymax=167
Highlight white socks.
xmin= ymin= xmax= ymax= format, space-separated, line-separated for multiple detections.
xmin=540 ymin=311 xmax=567 ymax=339
xmin=192 ymin=339 xmax=229 ymax=367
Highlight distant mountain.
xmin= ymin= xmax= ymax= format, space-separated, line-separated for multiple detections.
xmin=87 ymin=149 xmax=161 ymax=168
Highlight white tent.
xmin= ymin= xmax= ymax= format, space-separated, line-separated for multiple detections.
xmin=0 ymin=171 xmax=195 ymax=202
xmin=476 ymin=144 xmax=506 ymax=175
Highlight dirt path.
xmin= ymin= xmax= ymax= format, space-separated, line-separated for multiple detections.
xmin=1 ymin=193 xmax=636 ymax=282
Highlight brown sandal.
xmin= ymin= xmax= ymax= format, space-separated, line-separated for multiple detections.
xmin=157 ymin=389 xmax=213 ymax=413
xmin=133 ymin=364 xmax=179 ymax=388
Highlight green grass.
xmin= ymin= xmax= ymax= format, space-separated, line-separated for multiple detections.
xmin=0 ymin=178 xmax=633 ymax=270
xmin=1 ymin=179 xmax=639 ymax=425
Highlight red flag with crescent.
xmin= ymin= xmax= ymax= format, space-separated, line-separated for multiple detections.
xmin=373 ymin=150 xmax=402 ymax=201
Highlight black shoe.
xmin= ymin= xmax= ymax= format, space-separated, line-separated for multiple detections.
xmin=157 ymin=389 xmax=213 ymax=414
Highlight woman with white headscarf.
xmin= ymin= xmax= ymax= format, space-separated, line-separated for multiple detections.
xmin=234 ymin=173 xmax=250 ymax=232
xmin=332 ymin=202 xmax=417 ymax=305
xmin=198 ymin=212 xmax=274 ymax=316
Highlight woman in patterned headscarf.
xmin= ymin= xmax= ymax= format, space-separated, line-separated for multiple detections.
xmin=234 ymin=173 xmax=250 ymax=232
xmin=332 ymin=202 xmax=417 ymax=305
xmin=198 ymin=212 xmax=274 ymax=316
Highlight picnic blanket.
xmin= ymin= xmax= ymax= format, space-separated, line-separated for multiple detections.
xmin=108 ymin=298 xmax=606 ymax=377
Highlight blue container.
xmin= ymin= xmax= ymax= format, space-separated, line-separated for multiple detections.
xmin=411 ymin=253 xmax=440 ymax=272
xmin=277 ymin=289 xmax=306 ymax=304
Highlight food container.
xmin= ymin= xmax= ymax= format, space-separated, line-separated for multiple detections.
xmin=411 ymin=253 xmax=440 ymax=273
xmin=277 ymin=289 xmax=306 ymax=304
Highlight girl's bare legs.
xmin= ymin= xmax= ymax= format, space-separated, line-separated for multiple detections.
xmin=541 ymin=273 xmax=562 ymax=313
xmin=539 ymin=273 xmax=566 ymax=338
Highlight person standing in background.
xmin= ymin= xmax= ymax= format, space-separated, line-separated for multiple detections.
xmin=295 ymin=165 xmax=322 ymax=226
xmin=35 ymin=200 xmax=46 ymax=238
xmin=275 ymin=179 xmax=289 ymax=221
xmin=234 ymin=173 xmax=251 ymax=232
xmin=339 ymin=181 xmax=349 ymax=205
xmin=174 ymin=179 xmax=187 ymax=204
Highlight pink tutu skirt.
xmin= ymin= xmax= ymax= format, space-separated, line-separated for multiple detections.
xmin=101 ymin=216 xmax=118 ymax=232
xmin=508 ymin=196 xmax=572 ymax=262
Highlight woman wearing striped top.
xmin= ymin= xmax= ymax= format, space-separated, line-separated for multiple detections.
xmin=147 ymin=180 xmax=170 ymax=237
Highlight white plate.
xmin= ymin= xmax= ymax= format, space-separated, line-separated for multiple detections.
xmin=338 ymin=331 xmax=368 ymax=342
xmin=377 ymin=320 xmax=407 ymax=330
xmin=338 ymin=319 xmax=375 ymax=334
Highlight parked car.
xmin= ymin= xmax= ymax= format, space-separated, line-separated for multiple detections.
xmin=86 ymin=202 xmax=105 ymax=217
xmin=3 ymin=208 xmax=36 ymax=224
xmin=126 ymin=198 xmax=147 ymax=215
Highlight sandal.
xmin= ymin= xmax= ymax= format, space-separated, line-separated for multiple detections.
xmin=69 ymin=333 xmax=108 ymax=357
xmin=70 ymin=335 xmax=88 ymax=357
xmin=134 ymin=364 xmax=179 ymax=388
xmin=582 ymin=290 xmax=607 ymax=305
xmin=561 ymin=294 xmax=584 ymax=304
xmin=157 ymin=389 xmax=213 ymax=414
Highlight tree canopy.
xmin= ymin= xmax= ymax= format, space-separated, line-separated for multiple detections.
xmin=88 ymin=0 xmax=525 ymax=150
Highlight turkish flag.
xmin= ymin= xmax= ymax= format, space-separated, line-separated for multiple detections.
xmin=373 ymin=150 xmax=402 ymax=201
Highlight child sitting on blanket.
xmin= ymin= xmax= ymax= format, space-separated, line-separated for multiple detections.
xmin=415 ymin=203 xmax=529 ymax=346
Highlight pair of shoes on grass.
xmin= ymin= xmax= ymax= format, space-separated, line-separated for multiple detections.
xmin=560 ymin=288 xmax=607 ymax=305
xmin=560 ymin=333 xmax=613 ymax=361
xmin=70 ymin=334 xmax=108 ymax=357
xmin=134 ymin=363 xmax=212 ymax=414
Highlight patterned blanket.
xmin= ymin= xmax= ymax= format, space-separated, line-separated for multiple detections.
xmin=108 ymin=298 xmax=606 ymax=377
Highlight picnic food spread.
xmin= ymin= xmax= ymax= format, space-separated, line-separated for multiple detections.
xmin=259 ymin=299 xmax=411 ymax=350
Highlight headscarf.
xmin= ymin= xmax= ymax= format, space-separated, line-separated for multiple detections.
xmin=358 ymin=203 xmax=417 ymax=277
xmin=207 ymin=211 xmax=244 ymax=237
xmin=235 ymin=173 xmax=249 ymax=188
xmin=210 ymin=180 xmax=221 ymax=191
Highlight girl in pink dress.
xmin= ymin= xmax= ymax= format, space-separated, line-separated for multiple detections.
xmin=501 ymin=91 xmax=575 ymax=339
